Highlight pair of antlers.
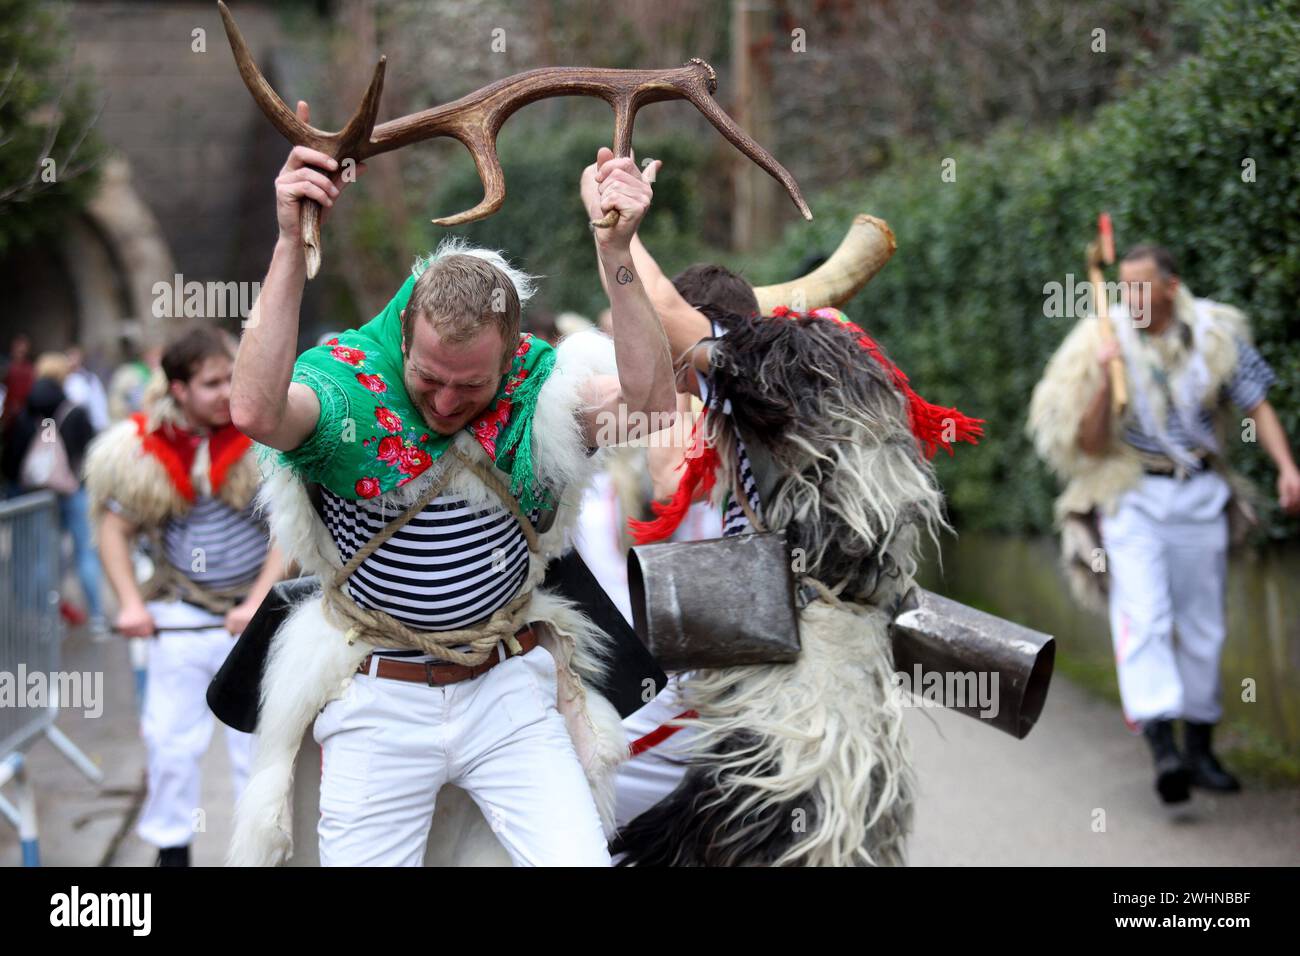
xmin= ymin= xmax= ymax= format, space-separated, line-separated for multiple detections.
xmin=217 ymin=1 xmax=811 ymax=278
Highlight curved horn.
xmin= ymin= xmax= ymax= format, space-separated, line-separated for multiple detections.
xmin=754 ymin=214 xmax=896 ymax=314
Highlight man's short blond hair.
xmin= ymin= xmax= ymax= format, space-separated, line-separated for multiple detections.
xmin=403 ymin=239 xmax=538 ymax=364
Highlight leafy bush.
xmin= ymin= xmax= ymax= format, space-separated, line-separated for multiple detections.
xmin=0 ymin=0 xmax=104 ymax=255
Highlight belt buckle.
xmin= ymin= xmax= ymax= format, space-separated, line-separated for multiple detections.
xmin=423 ymin=661 xmax=438 ymax=686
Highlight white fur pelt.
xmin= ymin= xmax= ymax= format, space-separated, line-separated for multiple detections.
xmin=231 ymin=327 xmax=626 ymax=866
xmin=614 ymin=600 xmax=913 ymax=866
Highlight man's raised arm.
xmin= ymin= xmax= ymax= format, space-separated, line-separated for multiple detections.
xmin=581 ymin=149 xmax=711 ymax=369
xmin=577 ymin=149 xmax=678 ymax=447
xmin=232 ymin=101 xmax=364 ymax=451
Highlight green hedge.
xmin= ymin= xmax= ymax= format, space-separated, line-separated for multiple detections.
xmin=740 ymin=0 xmax=1300 ymax=538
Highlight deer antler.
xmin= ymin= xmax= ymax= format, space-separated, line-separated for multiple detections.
xmin=218 ymin=1 xmax=811 ymax=278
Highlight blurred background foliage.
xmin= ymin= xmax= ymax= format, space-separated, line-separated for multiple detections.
xmin=0 ymin=0 xmax=105 ymax=255
xmin=735 ymin=0 xmax=1299 ymax=539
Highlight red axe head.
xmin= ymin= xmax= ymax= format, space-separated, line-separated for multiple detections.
xmin=1098 ymin=212 xmax=1115 ymax=265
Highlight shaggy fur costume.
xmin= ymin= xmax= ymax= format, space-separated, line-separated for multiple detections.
xmin=228 ymin=329 xmax=630 ymax=866
xmin=1027 ymin=286 xmax=1259 ymax=611
xmin=615 ymin=309 xmax=948 ymax=866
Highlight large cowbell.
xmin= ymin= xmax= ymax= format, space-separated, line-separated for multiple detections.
xmin=627 ymin=534 xmax=1056 ymax=739
xmin=889 ymin=587 xmax=1055 ymax=739
xmin=627 ymin=531 xmax=801 ymax=671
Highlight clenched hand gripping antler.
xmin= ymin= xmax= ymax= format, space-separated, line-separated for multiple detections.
xmin=218 ymin=1 xmax=811 ymax=278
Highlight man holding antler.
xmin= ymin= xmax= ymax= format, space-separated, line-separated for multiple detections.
xmin=1029 ymin=242 xmax=1300 ymax=804
xmin=227 ymin=100 xmax=676 ymax=865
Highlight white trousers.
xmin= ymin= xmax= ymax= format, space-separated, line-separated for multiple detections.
xmin=614 ymin=674 xmax=695 ymax=832
xmin=137 ymin=608 xmax=252 ymax=848
xmin=313 ymin=643 xmax=610 ymax=867
xmin=1099 ymin=471 xmax=1231 ymax=726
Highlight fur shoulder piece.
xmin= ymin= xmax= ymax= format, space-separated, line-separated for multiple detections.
xmin=531 ymin=329 xmax=615 ymax=494
xmin=83 ymin=417 xmax=189 ymax=534
xmin=1184 ymin=291 xmax=1245 ymax=393
xmin=1027 ymin=316 xmax=1116 ymax=481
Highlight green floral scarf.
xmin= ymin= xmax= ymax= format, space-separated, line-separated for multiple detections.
xmin=278 ymin=273 xmax=557 ymax=511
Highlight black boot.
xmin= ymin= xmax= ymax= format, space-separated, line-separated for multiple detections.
xmin=156 ymin=845 xmax=190 ymax=867
xmin=1183 ymin=722 xmax=1242 ymax=792
xmin=1141 ymin=719 xmax=1190 ymax=804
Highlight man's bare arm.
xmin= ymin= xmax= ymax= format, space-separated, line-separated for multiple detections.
xmin=233 ymin=237 xmax=321 ymax=450
xmin=1245 ymin=398 xmax=1300 ymax=513
xmin=578 ymin=150 xmax=678 ymax=446
xmin=582 ymin=161 xmax=709 ymax=400
xmin=1077 ymin=338 xmax=1119 ymax=456
xmin=224 ymin=543 xmax=290 ymax=636
xmin=99 ymin=509 xmax=154 ymax=637
xmin=100 ymin=510 xmax=143 ymax=610
xmin=232 ymin=102 xmax=364 ymax=451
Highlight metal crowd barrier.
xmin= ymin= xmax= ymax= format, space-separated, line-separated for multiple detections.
xmin=0 ymin=491 xmax=104 ymax=866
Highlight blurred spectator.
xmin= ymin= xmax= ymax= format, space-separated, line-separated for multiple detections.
xmin=2 ymin=333 xmax=35 ymax=431
xmin=1 ymin=352 xmax=107 ymax=634
xmin=555 ymin=311 xmax=595 ymax=338
xmin=524 ymin=308 xmax=560 ymax=345
xmin=64 ymin=345 xmax=112 ymax=432
xmin=108 ymin=342 xmax=163 ymax=421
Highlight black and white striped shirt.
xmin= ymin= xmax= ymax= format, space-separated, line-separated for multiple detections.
xmin=1122 ymin=334 xmax=1275 ymax=470
xmin=108 ymin=494 xmax=270 ymax=593
xmin=696 ymin=327 xmax=764 ymax=537
xmin=320 ymin=488 xmax=537 ymax=662
xmin=721 ymin=434 xmax=762 ymax=537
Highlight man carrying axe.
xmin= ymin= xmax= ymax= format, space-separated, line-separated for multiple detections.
xmin=1029 ymin=222 xmax=1300 ymax=803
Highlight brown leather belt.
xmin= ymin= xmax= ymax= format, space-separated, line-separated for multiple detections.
xmin=356 ymin=625 xmax=539 ymax=686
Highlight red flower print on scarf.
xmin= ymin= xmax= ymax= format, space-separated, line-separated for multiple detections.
xmin=356 ymin=372 xmax=387 ymax=393
xmin=472 ymin=398 xmax=512 ymax=458
xmin=355 ymin=477 xmax=381 ymax=498
xmin=331 ymin=345 xmax=365 ymax=365
xmin=375 ymin=406 xmax=403 ymax=433
xmin=376 ymin=435 xmax=403 ymax=464
xmin=397 ymin=444 xmax=431 ymax=476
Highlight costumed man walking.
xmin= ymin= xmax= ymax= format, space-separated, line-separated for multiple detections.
xmin=226 ymin=109 xmax=676 ymax=866
xmin=579 ymin=149 xmax=983 ymax=865
xmin=85 ymin=326 xmax=285 ymax=866
xmin=1028 ymin=244 xmax=1300 ymax=803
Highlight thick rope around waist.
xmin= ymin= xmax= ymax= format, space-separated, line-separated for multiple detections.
xmin=141 ymin=546 xmax=248 ymax=615
xmin=323 ymin=587 xmax=532 ymax=666
xmin=320 ymin=446 xmax=541 ymax=666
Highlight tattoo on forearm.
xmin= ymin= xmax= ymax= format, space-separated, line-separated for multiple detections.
xmin=616 ymin=265 xmax=634 ymax=285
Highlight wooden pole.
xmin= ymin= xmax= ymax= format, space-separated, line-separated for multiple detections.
xmin=1088 ymin=211 xmax=1127 ymax=416
xmin=732 ymin=0 xmax=777 ymax=250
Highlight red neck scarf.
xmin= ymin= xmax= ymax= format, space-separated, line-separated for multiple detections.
xmin=131 ymin=413 xmax=252 ymax=504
